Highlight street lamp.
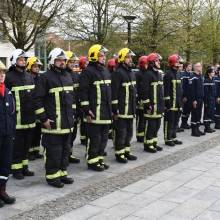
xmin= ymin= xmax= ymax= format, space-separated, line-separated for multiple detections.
xmin=123 ymin=15 xmax=136 ymax=47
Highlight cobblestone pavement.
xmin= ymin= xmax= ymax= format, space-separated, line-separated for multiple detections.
xmin=1 ymin=124 xmax=220 ymax=220
xmin=55 ymin=144 xmax=220 ymax=220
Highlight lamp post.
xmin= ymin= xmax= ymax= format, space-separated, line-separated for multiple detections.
xmin=123 ymin=15 xmax=136 ymax=47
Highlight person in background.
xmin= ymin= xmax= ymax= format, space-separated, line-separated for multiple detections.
xmin=190 ymin=62 xmax=205 ymax=137
xmin=136 ymin=55 xmax=148 ymax=143
xmin=0 ymin=61 xmax=16 ymax=207
xmin=203 ymin=66 xmax=216 ymax=133
xmin=214 ymin=66 xmax=220 ymax=129
xmin=26 ymin=56 xmax=44 ymax=161
xmin=5 ymin=49 xmax=36 ymax=180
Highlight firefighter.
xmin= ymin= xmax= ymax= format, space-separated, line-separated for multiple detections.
xmin=34 ymin=48 xmax=75 ymax=188
xmin=180 ymin=62 xmax=192 ymax=129
xmin=0 ymin=61 xmax=16 ymax=207
xmin=112 ymin=48 xmax=137 ymax=163
xmin=163 ymin=54 xmax=183 ymax=146
xmin=107 ymin=58 xmax=117 ymax=140
xmin=214 ymin=66 xmax=220 ymax=129
xmin=5 ymin=49 xmax=35 ymax=180
xmin=79 ymin=44 xmax=111 ymax=171
xmin=65 ymin=51 xmax=81 ymax=164
xmin=140 ymin=53 xmax=164 ymax=152
xmin=26 ymin=56 xmax=43 ymax=161
xmin=136 ymin=55 xmax=148 ymax=143
xmin=203 ymin=66 xmax=216 ymax=133
xmin=79 ymin=56 xmax=88 ymax=145
xmin=190 ymin=62 xmax=205 ymax=137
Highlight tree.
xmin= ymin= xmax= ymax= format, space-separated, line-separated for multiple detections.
xmin=133 ymin=0 xmax=176 ymax=53
xmin=0 ymin=0 xmax=64 ymax=50
xmin=198 ymin=0 xmax=220 ymax=64
xmin=173 ymin=0 xmax=205 ymax=61
xmin=61 ymin=0 xmax=125 ymax=44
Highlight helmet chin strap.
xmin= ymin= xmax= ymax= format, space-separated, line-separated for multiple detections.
xmin=15 ymin=64 xmax=26 ymax=71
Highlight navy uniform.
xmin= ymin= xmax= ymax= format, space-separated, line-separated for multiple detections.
xmin=0 ymin=61 xmax=16 ymax=206
xmin=214 ymin=73 xmax=220 ymax=129
xmin=112 ymin=48 xmax=137 ymax=163
xmin=203 ymin=71 xmax=215 ymax=133
xmin=190 ymin=72 xmax=205 ymax=136
xmin=180 ymin=70 xmax=192 ymax=129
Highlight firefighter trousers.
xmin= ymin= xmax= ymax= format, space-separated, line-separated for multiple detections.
xmin=42 ymin=133 xmax=71 ymax=182
xmin=164 ymin=110 xmax=181 ymax=142
xmin=144 ymin=118 xmax=161 ymax=148
xmin=11 ymin=129 xmax=33 ymax=174
xmin=114 ymin=118 xmax=133 ymax=155
xmin=85 ymin=123 xmax=109 ymax=165
xmin=30 ymin=122 xmax=41 ymax=154
xmin=0 ymin=136 xmax=13 ymax=184
xmin=136 ymin=109 xmax=145 ymax=140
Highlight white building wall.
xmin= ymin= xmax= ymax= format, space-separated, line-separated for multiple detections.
xmin=0 ymin=41 xmax=35 ymax=69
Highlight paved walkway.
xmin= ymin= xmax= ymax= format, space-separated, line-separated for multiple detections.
xmin=0 ymin=124 xmax=220 ymax=219
xmin=56 ymin=144 xmax=220 ymax=220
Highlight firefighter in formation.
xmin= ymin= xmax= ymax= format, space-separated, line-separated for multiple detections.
xmin=2 ymin=45 xmax=220 ymax=193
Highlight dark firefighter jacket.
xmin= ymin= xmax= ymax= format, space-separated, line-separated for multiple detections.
xmin=111 ymin=63 xmax=136 ymax=118
xmin=79 ymin=62 xmax=112 ymax=124
xmin=5 ymin=66 xmax=36 ymax=130
xmin=163 ymin=68 xmax=183 ymax=111
xmin=139 ymin=67 xmax=164 ymax=118
xmin=34 ymin=66 xmax=76 ymax=134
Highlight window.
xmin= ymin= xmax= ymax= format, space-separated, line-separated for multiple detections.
xmin=0 ymin=57 xmax=7 ymax=66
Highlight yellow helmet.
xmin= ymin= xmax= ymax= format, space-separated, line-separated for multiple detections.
xmin=26 ymin=56 xmax=42 ymax=71
xmin=118 ymin=48 xmax=135 ymax=63
xmin=0 ymin=61 xmax=6 ymax=71
xmin=88 ymin=44 xmax=108 ymax=62
xmin=65 ymin=51 xmax=79 ymax=62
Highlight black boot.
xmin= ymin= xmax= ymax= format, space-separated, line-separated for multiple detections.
xmin=197 ymin=125 xmax=205 ymax=135
xmin=47 ymin=179 xmax=64 ymax=188
xmin=34 ymin=151 xmax=43 ymax=159
xmin=173 ymin=139 xmax=183 ymax=145
xmin=28 ymin=152 xmax=36 ymax=161
xmin=153 ymin=143 xmax=163 ymax=151
xmin=191 ymin=124 xmax=200 ymax=137
xmin=60 ymin=176 xmax=74 ymax=184
xmin=177 ymin=126 xmax=184 ymax=132
xmin=0 ymin=184 xmax=16 ymax=204
xmin=88 ymin=162 xmax=105 ymax=171
xmin=115 ymin=154 xmax=128 ymax=163
xmin=13 ymin=171 xmax=24 ymax=180
xmin=181 ymin=117 xmax=191 ymax=129
xmin=99 ymin=159 xmax=110 ymax=170
xmin=80 ymin=138 xmax=87 ymax=146
xmin=144 ymin=145 xmax=157 ymax=153
xmin=125 ymin=152 xmax=137 ymax=160
xmin=215 ymin=121 xmax=220 ymax=129
xmin=137 ymin=136 xmax=144 ymax=143
xmin=23 ymin=167 xmax=34 ymax=176
xmin=0 ymin=199 xmax=4 ymax=208
xmin=165 ymin=141 xmax=175 ymax=147
xmin=69 ymin=155 xmax=80 ymax=164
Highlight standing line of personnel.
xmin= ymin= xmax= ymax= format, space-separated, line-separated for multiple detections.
xmin=1 ymin=45 xmax=220 ymax=207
